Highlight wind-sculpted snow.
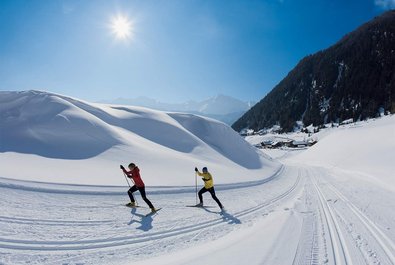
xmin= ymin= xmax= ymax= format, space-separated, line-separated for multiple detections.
xmin=0 ymin=90 xmax=278 ymax=185
xmin=0 ymin=91 xmax=120 ymax=159
xmin=169 ymin=113 xmax=262 ymax=169
xmin=109 ymin=106 xmax=201 ymax=153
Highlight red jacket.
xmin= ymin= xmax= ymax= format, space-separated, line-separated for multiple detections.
xmin=123 ymin=167 xmax=145 ymax=187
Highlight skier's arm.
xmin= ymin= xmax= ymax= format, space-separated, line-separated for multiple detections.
xmin=201 ymin=174 xmax=212 ymax=182
xmin=120 ymin=165 xmax=132 ymax=177
xmin=198 ymin=172 xmax=210 ymax=181
xmin=196 ymin=171 xmax=204 ymax=177
xmin=195 ymin=168 xmax=210 ymax=181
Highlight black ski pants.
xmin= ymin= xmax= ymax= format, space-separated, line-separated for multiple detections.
xmin=128 ymin=185 xmax=154 ymax=209
xmin=198 ymin=187 xmax=223 ymax=208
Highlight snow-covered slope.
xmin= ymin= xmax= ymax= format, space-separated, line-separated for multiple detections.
xmin=289 ymin=115 xmax=395 ymax=191
xmin=0 ymin=90 xmax=278 ymax=186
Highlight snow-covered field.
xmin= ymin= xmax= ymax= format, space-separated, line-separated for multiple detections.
xmin=1 ymin=91 xmax=394 ymax=265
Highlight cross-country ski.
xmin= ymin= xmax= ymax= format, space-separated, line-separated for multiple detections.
xmin=144 ymin=208 xmax=162 ymax=217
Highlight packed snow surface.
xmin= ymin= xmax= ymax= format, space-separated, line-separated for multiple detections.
xmin=1 ymin=91 xmax=394 ymax=265
xmin=290 ymin=116 xmax=395 ymax=191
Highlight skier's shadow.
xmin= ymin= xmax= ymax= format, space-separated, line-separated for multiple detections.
xmin=202 ymin=208 xmax=241 ymax=224
xmin=127 ymin=208 xmax=154 ymax=232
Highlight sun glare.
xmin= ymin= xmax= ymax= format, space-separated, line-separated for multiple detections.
xmin=111 ymin=15 xmax=133 ymax=40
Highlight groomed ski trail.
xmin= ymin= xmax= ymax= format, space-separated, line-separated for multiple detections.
xmin=0 ymin=166 xmax=301 ymax=264
xmin=1 ymin=164 xmax=394 ymax=265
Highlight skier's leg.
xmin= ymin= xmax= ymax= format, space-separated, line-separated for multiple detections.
xmin=208 ymin=187 xmax=223 ymax=208
xmin=198 ymin=187 xmax=208 ymax=204
xmin=138 ymin=187 xmax=155 ymax=209
xmin=128 ymin=185 xmax=138 ymax=202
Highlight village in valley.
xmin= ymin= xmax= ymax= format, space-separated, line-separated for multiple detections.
xmin=242 ymin=117 xmax=382 ymax=150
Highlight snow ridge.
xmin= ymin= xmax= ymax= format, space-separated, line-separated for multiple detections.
xmin=0 ymin=90 xmax=278 ymax=186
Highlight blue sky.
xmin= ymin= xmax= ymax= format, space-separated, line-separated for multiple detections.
xmin=0 ymin=0 xmax=393 ymax=103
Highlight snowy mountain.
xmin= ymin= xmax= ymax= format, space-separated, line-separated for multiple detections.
xmin=0 ymin=90 xmax=277 ymax=186
xmin=233 ymin=10 xmax=395 ymax=132
xmin=102 ymin=94 xmax=254 ymax=125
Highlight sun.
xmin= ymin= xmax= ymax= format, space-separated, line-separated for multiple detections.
xmin=110 ymin=15 xmax=133 ymax=40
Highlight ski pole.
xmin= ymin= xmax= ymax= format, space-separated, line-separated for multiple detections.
xmin=123 ymin=171 xmax=131 ymax=187
xmin=195 ymin=172 xmax=198 ymax=205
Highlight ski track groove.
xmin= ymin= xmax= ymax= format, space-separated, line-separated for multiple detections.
xmin=294 ymin=166 xmax=395 ymax=265
xmin=291 ymin=180 xmax=319 ymax=265
xmin=324 ymin=178 xmax=395 ymax=265
xmin=0 ymin=216 xmax=113 ymax=226
xmin=7 ymin=164 xmax=392 ymax=265
xmin=0 ymin=167 xmax=301 ymax=252
xmin=32 ymin=167 xmax=297 ymax=265
xmin=309 ymin=169 xmax=353 ymax=265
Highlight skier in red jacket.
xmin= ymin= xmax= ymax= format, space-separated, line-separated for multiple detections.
xmin=120 ymin=163 xmax=156 ymax=213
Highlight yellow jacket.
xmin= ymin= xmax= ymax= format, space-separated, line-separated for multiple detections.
xmin=197 ymin=171 xmax=214 ymax=189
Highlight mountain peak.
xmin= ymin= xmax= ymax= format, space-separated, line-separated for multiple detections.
xmin=101 ymin=94 xmax=253 ymax=124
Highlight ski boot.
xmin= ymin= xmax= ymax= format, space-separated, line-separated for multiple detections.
xmin=125 ymin=202 xmax=136 ymax=207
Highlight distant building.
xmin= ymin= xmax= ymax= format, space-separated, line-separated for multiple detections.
xmin=256 ymin=138 xmax=317 ymax=149
xmin=340 ymin=118 xmax=354 ymax=125
xmin=291 ymin=141 xmax=309 ymax=148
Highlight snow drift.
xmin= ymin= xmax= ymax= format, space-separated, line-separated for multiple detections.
xmin=0 ymin=90 xmax=278 ymax=186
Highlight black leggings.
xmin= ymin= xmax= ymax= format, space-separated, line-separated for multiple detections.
xmin=198 ymin=187 xmax=223 ymax=208
xmin=128 ymin=185 xmax=154 ymax=209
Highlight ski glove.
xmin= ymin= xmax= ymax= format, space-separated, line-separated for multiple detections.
xmin=120 ymin=165 xmax=125 ymax=170
xmin=195 ymin=167 xmax=198 ymax=172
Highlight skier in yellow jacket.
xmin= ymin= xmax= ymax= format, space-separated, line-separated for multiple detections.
xmin=195 ymin=167 xmax=223 ymax=209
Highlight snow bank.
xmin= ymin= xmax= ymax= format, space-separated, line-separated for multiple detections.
xmin=0 ymin=90 xmax=279 ymax=186
xmin=289 ymin=115 xmax=395 ymax=190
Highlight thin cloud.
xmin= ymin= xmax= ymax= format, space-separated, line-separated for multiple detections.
xmin=62 ymin=2 xmax=74 ymax=15
xmin=374 ymin=0 xmax=395 ymax=9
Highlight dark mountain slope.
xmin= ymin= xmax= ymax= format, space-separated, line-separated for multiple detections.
xmin=233 ymin=10 xmax=395 ymax=132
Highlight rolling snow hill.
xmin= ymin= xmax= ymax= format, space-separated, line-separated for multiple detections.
xmin=103 ymin=94 xmax=254 ymax=125
xmin=0 ymin=90 xmax=278 ymax=186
